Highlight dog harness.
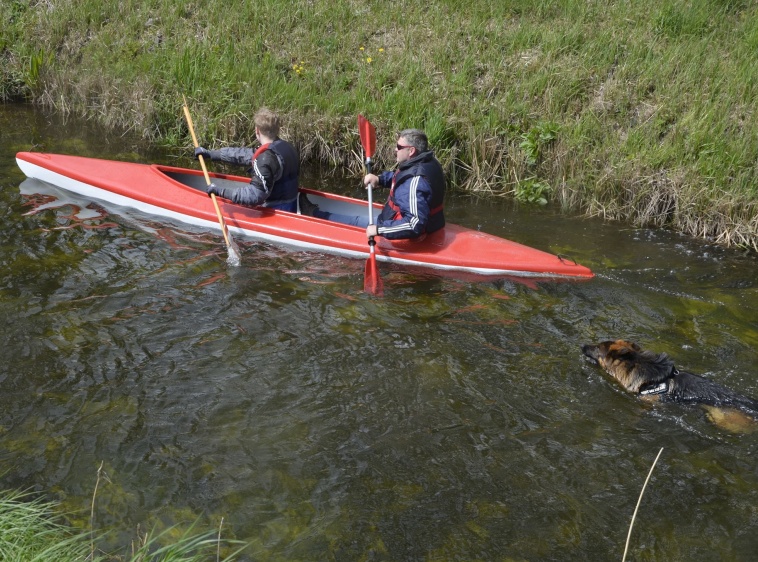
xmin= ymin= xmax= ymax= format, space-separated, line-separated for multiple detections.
xmin=639 ymin=367 xmax=679 ymax=396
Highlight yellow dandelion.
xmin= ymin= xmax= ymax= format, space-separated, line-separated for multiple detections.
xmin=360 ymin=46 xmax=365 ymax=51
xmin=378 ymin=48 xmax=385 ymax=53
xmin=366 ymin=57 xmax=372 ymax=63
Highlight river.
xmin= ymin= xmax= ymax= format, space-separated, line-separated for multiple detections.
xmin=1 ymin=103 xmax=757 ymax=561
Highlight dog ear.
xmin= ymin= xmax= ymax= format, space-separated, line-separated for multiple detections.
xmin=610 ymin=340 xmax=639 ymax=358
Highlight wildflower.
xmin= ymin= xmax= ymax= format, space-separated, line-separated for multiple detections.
xmin=366 ymin=57 xmax=372 ymax=63
xmin=378 ymin=48 xmax=384 ymax=53
xmin=292 ymin=61 xmax=305 ymax=75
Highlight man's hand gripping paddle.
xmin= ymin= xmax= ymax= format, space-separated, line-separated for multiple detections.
xmin=182 ymin=96 xmax=242 ymax=267
xmin=358 ymin=115 xmax=383 ymax=296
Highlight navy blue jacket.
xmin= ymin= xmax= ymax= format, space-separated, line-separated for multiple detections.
xmin=375 ymin=151 xmax=445 ymax=240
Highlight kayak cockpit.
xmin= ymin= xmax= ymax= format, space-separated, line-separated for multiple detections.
xmin=155 ymin=165 xmax=377 ymax=219
xmin=157 ymin=167 xmax=247 ymax=194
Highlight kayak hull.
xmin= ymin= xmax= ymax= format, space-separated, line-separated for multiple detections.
xmin=15 ymin=152 xmax=593 ymax=280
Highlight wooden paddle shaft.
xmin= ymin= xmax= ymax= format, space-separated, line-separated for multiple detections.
xmin=182 ymin=99 xmax=232 ymax=248
xmin=182 ymin=103 xmax=212 ymax=185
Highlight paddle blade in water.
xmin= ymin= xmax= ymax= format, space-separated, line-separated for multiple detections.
xmin=364 ymin=250 xmax=383 ymax=296
xmin=226 ymin=238 xmax=242 ymax=267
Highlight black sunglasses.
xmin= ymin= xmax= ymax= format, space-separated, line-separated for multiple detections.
xmin=396 ymin=144 xmax=413 ymax=151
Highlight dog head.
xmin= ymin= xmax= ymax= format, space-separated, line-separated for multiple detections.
xmin=582 ymin=339 xmax=675 ymax=394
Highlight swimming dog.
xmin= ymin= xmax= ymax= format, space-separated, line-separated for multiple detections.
xmin=582 ymin=339 xmax=758 ymax=432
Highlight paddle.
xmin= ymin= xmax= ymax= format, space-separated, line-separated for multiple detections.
xmin=182 ymin=96 xmax=242 ymax=267
xmin=358 ymin=114 xmax=383 ymax=296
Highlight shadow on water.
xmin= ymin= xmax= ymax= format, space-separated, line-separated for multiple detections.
xmin=2 ymin=104 xmax=758 ymax=561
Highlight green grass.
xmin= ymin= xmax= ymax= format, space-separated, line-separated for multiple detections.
xmin=2 ymin=0 xmax=757 ymax=249
xmin=0 ymin=489 xmax=92 ymax=562
xmin=0 ymin=489 xmax=245 ymax=562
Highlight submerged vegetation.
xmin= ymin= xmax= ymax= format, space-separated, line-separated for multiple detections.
xmin=2 ymin=0 xmax=757 ymax=249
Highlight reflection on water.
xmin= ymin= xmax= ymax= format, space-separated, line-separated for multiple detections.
xmin=2 ymin=104 xmax=758 ymax=561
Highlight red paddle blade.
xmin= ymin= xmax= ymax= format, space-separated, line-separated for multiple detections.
xmin=358 ymin=114 xmax=376 ymax=159
xmin=364 ymin=251 xmax=384 ymax=296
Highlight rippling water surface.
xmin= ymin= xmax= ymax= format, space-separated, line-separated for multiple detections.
xmin=2 ymin=105 xmax=758 ymax=561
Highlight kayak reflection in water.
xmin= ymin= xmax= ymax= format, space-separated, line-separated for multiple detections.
xmin=299 ymin=128 xmax=446 ymax=241
xmin=193 ymin=108 xmax=300 ymax=212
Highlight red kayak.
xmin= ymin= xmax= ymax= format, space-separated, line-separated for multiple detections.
xmin=15 ymin=152 xmax=593 ymax=280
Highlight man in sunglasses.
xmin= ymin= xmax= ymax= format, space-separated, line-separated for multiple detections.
xmin=299 ymin=129 xmax=445 ymax=240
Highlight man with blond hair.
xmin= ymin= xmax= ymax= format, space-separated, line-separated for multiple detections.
xmin=194 ymin=108 xmax=300 ymax=212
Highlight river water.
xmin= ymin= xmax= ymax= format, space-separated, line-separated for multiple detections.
xmin=2 ymin=103 xmax=757 ymax=561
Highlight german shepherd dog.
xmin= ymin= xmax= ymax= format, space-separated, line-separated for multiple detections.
xmin=582 ymin=339 xmax=758 ymax=432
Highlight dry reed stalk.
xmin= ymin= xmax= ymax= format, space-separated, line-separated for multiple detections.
xmin=455 ymin=134 xmax=516 ymax=193
xmin=217 ymin=517 xmax=224 ymax=562
xmin=90 ymin=460 xmax=106 ymax=561
xmin=622 ymin=447 xmax=664 ymax=562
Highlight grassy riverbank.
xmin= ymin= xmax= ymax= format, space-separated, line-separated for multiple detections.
xmin=2 ymin=0 xmax=757 ymax=249
xmin=0 ymin=488 xmax=244 ymax=561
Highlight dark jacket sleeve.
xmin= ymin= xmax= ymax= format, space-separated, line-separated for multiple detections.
xmin=207 ymin=147 xmax=255 ymax=168
xmin=377 ymin=171 xmax=394 ymax=188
